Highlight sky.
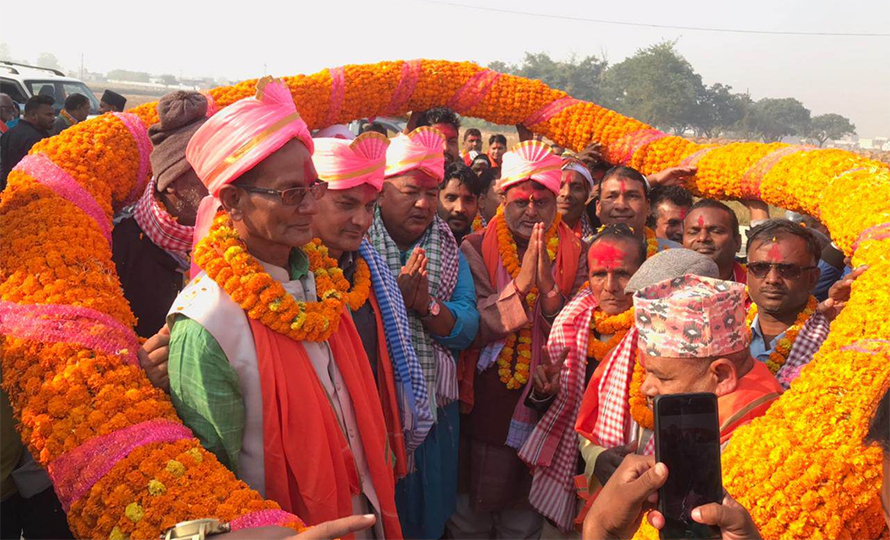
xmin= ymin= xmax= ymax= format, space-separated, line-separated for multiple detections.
xmin=1 ymin=0 xmax=888 ymax=137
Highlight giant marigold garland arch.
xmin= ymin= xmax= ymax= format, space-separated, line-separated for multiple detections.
xmin=1 ymin=59 xmax=888 ymax=539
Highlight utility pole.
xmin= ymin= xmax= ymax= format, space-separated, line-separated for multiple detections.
xmin=80 ymin=53 xmax=84 ymax=80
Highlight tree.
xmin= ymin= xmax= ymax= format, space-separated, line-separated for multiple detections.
xmin=159 ymin=74 xmax=178 ymax=86
xmin=0 ymin=42 xmax=11 ymax=62
xmin=807 ymin=113 xmax=856 ymax=147
xmin=749 ymin=97 xmax=811 ymax=143
xmin=691 ymin=83 xmax=747 ymax=138
xmin=489 ymin=52 xmax=607 ymax=104
xmin=599 ymin=41 xmax=705 ymax=135
xmin=36 ymin=53 xmax=62 ymax=71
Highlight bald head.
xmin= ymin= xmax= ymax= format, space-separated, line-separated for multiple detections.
xmin=0 ymin=93 xmax=14 ymax=123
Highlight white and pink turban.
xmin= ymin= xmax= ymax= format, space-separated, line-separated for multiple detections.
xmin=384 ymin=126 xmax=446 ymax=182
xmin=186 ymin=76 xmax=314 ymax=276
xmin=562 ymin=157 xmax=595 ymax=191
xmin=499 ymin=140 xmax=563 ymax=195
xmin=313 ymin=132 xmax=390 ymax=192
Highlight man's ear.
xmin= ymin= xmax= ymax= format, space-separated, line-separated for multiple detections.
xmin=218 ymin=185 xmax=244 ymax=221
xmin=711 ymin=358 xmax=739 ymax=397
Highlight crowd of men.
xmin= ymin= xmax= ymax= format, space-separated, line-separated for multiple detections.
xmin=0 ymin=90 xmax=127 ymax=190
xmin=1 ymin=80 xmax=888 ymax=540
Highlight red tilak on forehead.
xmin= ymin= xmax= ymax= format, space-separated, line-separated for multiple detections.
xmin=767 ymin=241 xmax=784 ymax=262
xmin=619 ymin=179 xmax=627 ymax=193
xmin=679 ymin=209 xmax=687 ymax=220
xmin=589 ymin=242 xmax=626 ymax=269
xmin=506 ymin=182 xmax=536 ymax=202
xmin=697 ymin=214 xmax=705 ymax=228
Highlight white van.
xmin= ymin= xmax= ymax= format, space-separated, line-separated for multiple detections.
xmin=0 ymin=61 xmax=101 ymax=115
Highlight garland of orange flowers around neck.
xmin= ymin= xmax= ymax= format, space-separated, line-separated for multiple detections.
xmin=192 ymin=212 xmax=371 ymax=342
xmin=495 ymin=206 xmax=561 ymax=390
xmin=746 ymin=295 xmax=818 ymax=375
xmin=587 ymin=306 xmax=635 ymax=362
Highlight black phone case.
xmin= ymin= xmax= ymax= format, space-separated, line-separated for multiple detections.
xmin=654 ymin=393 xmax=722 ymax=540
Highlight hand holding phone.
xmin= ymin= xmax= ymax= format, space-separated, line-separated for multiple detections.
xmin=654 ymin=393 xmax=723 ymax=540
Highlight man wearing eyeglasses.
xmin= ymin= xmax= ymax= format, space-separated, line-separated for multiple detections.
xmin=164 ymin=78 xmax=399 ymax=539
xmin=745 ymin=219 xmax=862 ymax=389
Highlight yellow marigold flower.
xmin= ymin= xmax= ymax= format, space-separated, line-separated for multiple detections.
xmin=165 ymin=459 xmax=186 ymax=478
xmin=124 ymin=502 xmax=144 ymax=523
xmin=147 ymin=479 xmax=166 ymax=496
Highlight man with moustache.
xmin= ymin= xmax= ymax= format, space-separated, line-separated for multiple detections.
xmin=462 ymin=128 xmax=483 ymax=165
xmin=369 ymin=126 xmax=480 ymax=539
xmin=451 ymin=141 xmax=587 ymax=539
xmin=682 ymin=199 xmax=746 ymax=283
xmin=519 ymin=225 xmax=647 ymax=532
xmin=166 ymin=78 xmax=402 ymax=538
xmin=438 ymin=162 xmax=484 ymax=245
xmin=558 ymin=157 xmax=596 ymax=241
xmin=595 ymin=166 xmax=679 ymax=256
xmin=745 ymin=219 xmax=864 ymax=389
xmin=311 ymin=132 xmax=434 ymax=481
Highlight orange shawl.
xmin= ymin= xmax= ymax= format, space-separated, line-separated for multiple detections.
xmin=249 ymin=308 xmax=403 ymax=539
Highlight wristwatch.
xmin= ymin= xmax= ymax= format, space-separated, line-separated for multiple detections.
xmin=542 ymin=285 xmax=561 ymax=299
xmin=421 ymin=298 xmax=441 ymax=320
xmin=161 ymin=519 xmax=231 ymax=540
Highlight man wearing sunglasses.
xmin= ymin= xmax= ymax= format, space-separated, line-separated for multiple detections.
xmin=745 ymin=220 xmax=862 ymax=389
xmin=164 ymin=78 xmax=402 ymax=539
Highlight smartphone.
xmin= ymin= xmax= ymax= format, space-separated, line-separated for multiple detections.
xmin=654 ymin=392 xmax=723 ymax=540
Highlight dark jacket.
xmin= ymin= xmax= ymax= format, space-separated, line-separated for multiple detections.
xmin=0 ymin=120 xmax=48 ymax=191
xmin=112 ymin=217 xmax=186 ymax=338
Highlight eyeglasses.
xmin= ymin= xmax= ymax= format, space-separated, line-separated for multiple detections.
xmin=747 ymin=262 xmax=817 ymax=279
xmin=240 ymin=182 xmax=328 ymax=206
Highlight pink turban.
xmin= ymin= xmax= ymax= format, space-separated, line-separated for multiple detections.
xmin=313 ymin=124 xmax=355 ymax=140
xmin=187 ymin=76 xmax=313 ymax=196
xmin=634 ymin=275 xmax=750 ymax=359
xmin=499 ymin=140 xmax=563 ymax=195
xmin=186 ymin=76 xmax=314 ymax=277
xmin=384 ymin=127 xmax=446 ymax=182
xmin=313 ymin=132 xmax=390 ymax=192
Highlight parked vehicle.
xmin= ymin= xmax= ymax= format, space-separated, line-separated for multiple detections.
xmin=1 ymin=61 xmax=101 ymax=115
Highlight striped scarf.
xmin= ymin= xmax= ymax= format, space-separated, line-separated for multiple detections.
xmin=133 ymin=177 xmax=194 ymax=269
xmin=358 ymin=239 xmax=435 ymax=455
xmin=368 ymin=209 xmax=460 ymax=415
xmin=519 ymin=288 xmax=598 ymax=531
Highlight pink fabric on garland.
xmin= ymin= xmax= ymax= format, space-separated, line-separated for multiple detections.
xmin=230 ymin=509 xmax=302 ymax=531
xmin=113 ymin=112 xmax=153 ymax=209
xmin=0 ymin=301 xmax=140 ymax=366
xmin=47 ymin=420 xmax=192 ymax=510
xmin=15 ymin=154 xmax=113 ymax=244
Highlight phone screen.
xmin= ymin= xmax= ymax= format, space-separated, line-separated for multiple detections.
xmin=655 ymin=393 xmax=723 ymax=540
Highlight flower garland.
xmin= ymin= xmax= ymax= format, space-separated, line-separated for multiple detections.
xmin=643 ymin=227 xmax=659 ymax=259
xmin=303 ymin=240 xmax=372 ymax=312
xmin=586 ymin=307 xmax=634 ymax=362
xmin=628 ymin=352 xmax=653 ymax=430
xmin=4 ymin=60 xmax=889 ymax=539
xmin=471 ymin=214 xmax=485 ymax=232
xmin=745 ymin=296 xmax=818 ymax=375
xmin=193 ymin=216 xmax=352 ymax=343
xmin=495 ymin=206 xmax=561 ymax=389
xmin=1 ymin=113 xmax=305 ymax=539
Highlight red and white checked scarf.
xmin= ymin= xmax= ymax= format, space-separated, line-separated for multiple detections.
xmin=133 ymin=177 xmax=194 ymax=269
xmin=590 ymin=325 xmax=643 ymax=451
xmin=519 ymin=288 xmax=599 ymax=531
xmin=775 ymin=311 xmax=830 ymax=389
